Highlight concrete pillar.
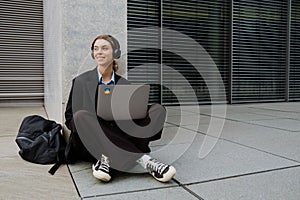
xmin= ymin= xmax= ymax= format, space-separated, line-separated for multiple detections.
xmin=44 ymin=0 xmax=127 ymax=123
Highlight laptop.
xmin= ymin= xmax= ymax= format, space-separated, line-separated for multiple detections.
xmin=97 ymin=84 xmax=150 ymax=121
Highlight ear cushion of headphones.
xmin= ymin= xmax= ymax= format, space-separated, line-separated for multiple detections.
xmin=113 ymin=49 xmax=121 ymax=59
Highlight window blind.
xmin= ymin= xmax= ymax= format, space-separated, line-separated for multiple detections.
xmin=127 ymin=0 xmax=230 ymax=105
xmin=289 ymin=0 xmax=300 ymax=100
xmin=162 ymin=0 xmax=230 ymax=105
xmin=232 ymin=0 xmax=287 ymax=103
xmin=127 ymin=0 xmax=161 ymax=104
xmin=0 ymin=0 xmax=44 ymax=105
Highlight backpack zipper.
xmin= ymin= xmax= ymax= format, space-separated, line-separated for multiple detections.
xmin=16 ymin=136 xmax=34 ymax=143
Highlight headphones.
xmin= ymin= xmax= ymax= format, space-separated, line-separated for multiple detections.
xmin=91 ymin=35 xmax=121 ymax=59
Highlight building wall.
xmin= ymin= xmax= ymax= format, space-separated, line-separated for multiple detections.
xmin=44 ymin=0 xmax=63 ymax=122
xmin=44 ymin=0 xmax=127 ymax=123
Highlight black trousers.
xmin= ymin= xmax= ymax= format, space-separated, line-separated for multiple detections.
xmin=70 ymin=104 xmax=166 ymax=171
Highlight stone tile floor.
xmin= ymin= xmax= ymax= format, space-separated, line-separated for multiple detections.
xmin=1 ymin=102 xmax=300 ymax=199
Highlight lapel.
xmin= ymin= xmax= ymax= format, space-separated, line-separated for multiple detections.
xmin=86 ymin=68 xmax=98 ymax=107
xmin=115 ymin=74 xmax=130 ymax=85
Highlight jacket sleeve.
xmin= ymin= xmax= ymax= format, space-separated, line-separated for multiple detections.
xmin=65 ymin=79 xmax=75 ymax=130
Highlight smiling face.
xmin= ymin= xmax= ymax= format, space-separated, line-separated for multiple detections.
xmin=93 ymin=39 xmax=114 ymax=69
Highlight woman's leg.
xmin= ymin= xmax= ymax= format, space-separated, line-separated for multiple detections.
xmin=73 ymin=110 xmax=144 ymax=172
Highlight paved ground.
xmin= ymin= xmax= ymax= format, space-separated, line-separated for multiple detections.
xmin=1 ymin=102 xmax=300 ymax=199
xmin=0 ymin=107 xmax=79 ymax=200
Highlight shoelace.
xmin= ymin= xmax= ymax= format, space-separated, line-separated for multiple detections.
xmin=146 ymin=159 xmax=168 ymax=174
xmin=98 ymin=155 xmax=110 ymax=172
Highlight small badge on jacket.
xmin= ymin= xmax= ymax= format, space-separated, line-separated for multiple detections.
xmin=104 ymin=88 xmax=111 ymax=95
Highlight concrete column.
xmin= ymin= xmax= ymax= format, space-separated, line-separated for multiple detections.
xmin=44 ymin=0 xmax=127 ymax=123
xmin=44 ymin=0 xmax=63 ymax=122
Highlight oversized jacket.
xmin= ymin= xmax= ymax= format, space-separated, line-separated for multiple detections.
xmin=64 ymin=67 xmax=164 ymax=165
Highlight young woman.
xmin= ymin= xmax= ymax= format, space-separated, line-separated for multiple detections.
xmin=65 ymin=35 xmax=176 ymax=183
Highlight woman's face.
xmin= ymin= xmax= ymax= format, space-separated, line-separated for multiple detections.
xmin=93 ymin=39 xmax=114 ymax=68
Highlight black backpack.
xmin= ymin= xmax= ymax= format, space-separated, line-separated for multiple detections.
xmin=15 ymin=115 xmax=66 ymax=175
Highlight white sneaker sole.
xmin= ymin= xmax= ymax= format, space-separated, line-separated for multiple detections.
xmin=92 ymin=165 xmax=111 ymax=182
xmin=152 ymin=166 xmax=176 ymax=183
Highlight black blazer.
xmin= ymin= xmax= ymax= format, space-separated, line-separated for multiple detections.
xmin=64 ymin=68 xmax=129 ymax=130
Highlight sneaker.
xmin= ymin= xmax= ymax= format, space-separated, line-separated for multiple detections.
xmin=92 ymin=154 xmax=111 ymax=182
xmin=145 ymin=158 xmax=176 ymax=182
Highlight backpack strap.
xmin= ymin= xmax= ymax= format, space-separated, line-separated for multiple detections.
xmin=48 ymin=161 xmax=62 ymax=175
xmin=48 ymin=141 xmax=67 ymax=175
